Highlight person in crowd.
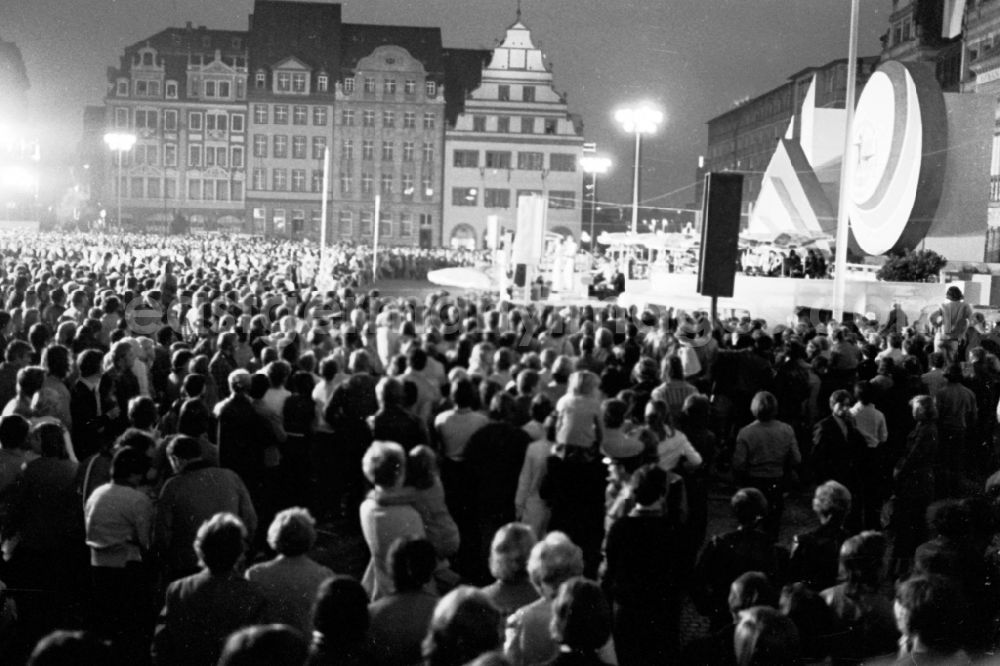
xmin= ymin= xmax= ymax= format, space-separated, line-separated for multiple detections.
xmin=463 ymin=392 xmax=532 ymax=584
xmin=682 ymin=571 xmax=777 ymax=666
xmin=733 ymin=391 xmax=800 ymax=536
xmin=504 ymin=531 xmax=585 ymax=666
xmin=515 ymin=405 xmax=555 ymax=538
xmin=151 ymin=513 xmax=267 ymax=666
xmin=244 ymin=507 xmax=333 ymax=635
xmin=368 ymin=537 xmax=439 ymax=665
xmin=554 ymin=370 xmax=603 ymax=450
xmin=359 ymin=440 xmax=426 ymax=601
xmin=887 ymin=395 xmax=938 ymax=576
xmin=154 ymin=435 xmax=257 ymax=581
xmin=732 ymin=605 xmax=801 ymax=666
xmin=423 ymin=586 xmax=503 ymax=666
xmin=0 ymin=340 xmax=34 ymax=414
xmin=307 ymin=575 xmax=374 ymax=666
xmin=481 ymin=523 xmax=540 ymax=618
xmin=850 ymin=380 xmax=889 ymax=529
xmin=215 ymin=369 xmax=268 ymax=500
xmin=547 ymin=577 xmax=614 ymax=666
xmin=820 ymin=531 xmax=899 ymax=660
xmin=217 ymin=624 xmax=309 ymax=666
xmin=603 ymin=464 xmax=682 ymax=664
xmin=930 ymin=285 xmax=973 ymax=363
xmin=27 ymin=630 xmax=113 ymax=665
xmin=369 ymin=377 xmax=426 ymax=452
xmin=70 ymin=348 xmax=119 ymax=460
xmin=83 ymin=446 xmax=154 ymax=663
xmin=893 ymin=574 xmax=971 ymax=664
xmin=935 ymin=363 xmax=978 ymax=495
xmin=811 ymin=388 xmax=867 ymax=503
xmin=692 ymin=488 xmax=784 ymax=630
xmin=788 ymin=480 xmax=852 ymax=592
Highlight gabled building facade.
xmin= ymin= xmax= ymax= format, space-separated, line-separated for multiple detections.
xmin=105 ymin=24 xmax=249 ymax=230
xmin=246 ymin=1 xmax=339 ymax=237
xmin=331 ymin=25 xmax=447 ymax=247
xmin=443 ymin=18 xmax=585 ymax=249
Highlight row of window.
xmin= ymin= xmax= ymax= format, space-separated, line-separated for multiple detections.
xmin=469 ymin=115 xmax=560 ymax=135
xmin=253 ymin=104 xmax=329 ymax=126
xmin=253 ymin=71 xmax=329 ymax=95
xmin=251 ymin=168 xmax=435 ymax=199
xmin=117 ymin=78 xmax=246 ymax=101
xmin=252 ymin=135 xmax=328 ymax=160
xmin=114 ymin=108 xmax=246 ymax=134
xmin=124 ymin=144 xmax=246 ymax=169
xmin=452 ymin=150 xmax=576 ymax=171
xmin=496 ymin=85 xmax=536 ymax=102
xmin=123 ymin=143 xmax=245 ymax=169
xmin=332 ymin=173 xmax=434 ymax=197
xmin=338 ymin=108 xmax=437 ymax=130
xmin=250 ymin=168 xmax=325 ymax=193
xmin=343 ymin=77 xmax=436 ymax=98
xmin=451 ymin=187 xmax=576 ymax=209
xmin=114 ymin=175 xmax=243 ymax=202
xmin=338 ymin=140 xmax=435 ymax=163
xmin=252 ymin=208 xmax=429 ymax=239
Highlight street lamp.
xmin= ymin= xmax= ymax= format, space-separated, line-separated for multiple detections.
xmin=580 ymin=155 xmax=611 ymax=251
xmin=615 ymin=105 xmax=663 ymax=234
xmin=103 ymin=131 xmax=136 ymax=230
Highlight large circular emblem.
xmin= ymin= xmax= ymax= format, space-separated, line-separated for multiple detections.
xmin=848 ymin=60 xmax=947 ymax=255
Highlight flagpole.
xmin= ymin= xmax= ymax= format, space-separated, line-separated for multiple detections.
xmin=832 ymin=0 xmax=859 ymax=324
xmin=372 ymin=194 xmax=381 ymax=285
xmin=319 ymin=146 xmax=330 ymax=284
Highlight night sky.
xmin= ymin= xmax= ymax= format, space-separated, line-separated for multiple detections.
xmin=6 ymin=0 xmax=888 ymax=210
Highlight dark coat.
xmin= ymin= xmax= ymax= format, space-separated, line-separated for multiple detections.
xmin=69 ymin=375 xmax=117 ymax=460
xmin=811 ymin=416 xmax=866 ymax=491
xmin=216 ymin=393 xmax=272 ymax=489
xmin=151 ymin=570 xmax=267 ymax=666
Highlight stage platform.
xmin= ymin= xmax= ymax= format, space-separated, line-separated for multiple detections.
xmin=618 ymin=272 xmax=983 ymax=327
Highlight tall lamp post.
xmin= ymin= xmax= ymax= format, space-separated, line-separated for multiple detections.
xmin=103 ymin=131 xmax=136 ymax=230
xmin=614 ymin=105 xmax=663 ymax=234
xmin=580 ymin=155 xmax=611 ymax=251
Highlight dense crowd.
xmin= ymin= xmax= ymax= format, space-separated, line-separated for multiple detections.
xmin=0 ymin=230 xmax=997 ymax=665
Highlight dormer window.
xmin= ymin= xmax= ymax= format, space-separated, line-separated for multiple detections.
xmin=277 ymin=72 xmax=291 ymax=92
xmin=318 ymin=74 xmax=328 ymax=92
xmin=166 ymin=81 xmax=178 ymax=99
xmin=292 ymin=73 xmax=307 ymax=93
xmin=255 ymin=70 xmax=266 ymax=88
xmin=343 ymin=77 xmax=355 ymax=93
xmin=117 ymin=80 xmax=129 ymax=96
xmin=142 ymin=52 xmax=154 ymax=66
xmin=426 ymin=81 xmax=437 ymax=97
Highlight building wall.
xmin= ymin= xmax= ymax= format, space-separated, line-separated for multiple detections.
xmin=443 ymin=21 xmax=583 ymax=249
xmin=331 ymin=45 xmax=445 ymax=248
xmin=245 ymin=59 xmax=335 ymax=238
xmin=105 ymin=31 xmax=249 ymax=230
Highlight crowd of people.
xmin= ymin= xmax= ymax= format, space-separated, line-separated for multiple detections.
xmin=0 ymin=229 xmax=998 ymax=664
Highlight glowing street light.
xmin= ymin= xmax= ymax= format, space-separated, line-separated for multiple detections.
xmin=615 ymin=105 xmax=663 ymax=234
xmin=103 ymin=131 xmax=136 ymax=230
xmin=580 ymin=155 xmax=611 ymax=250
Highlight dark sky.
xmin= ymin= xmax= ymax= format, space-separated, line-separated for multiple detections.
xmin=6 ymin=0 xmax=888 ymax=209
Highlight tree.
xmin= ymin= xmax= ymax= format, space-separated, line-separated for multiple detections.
xmin=876 ymin=248 xmax=947 ymax=282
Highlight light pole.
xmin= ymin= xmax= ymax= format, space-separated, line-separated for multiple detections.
xmin=615 ymin=105 xmax=663 ymax=234
xmin=103 ymin=131 xmax=136 ymax=230
xmin=580 ymin=155 xmax=611 ymax=251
